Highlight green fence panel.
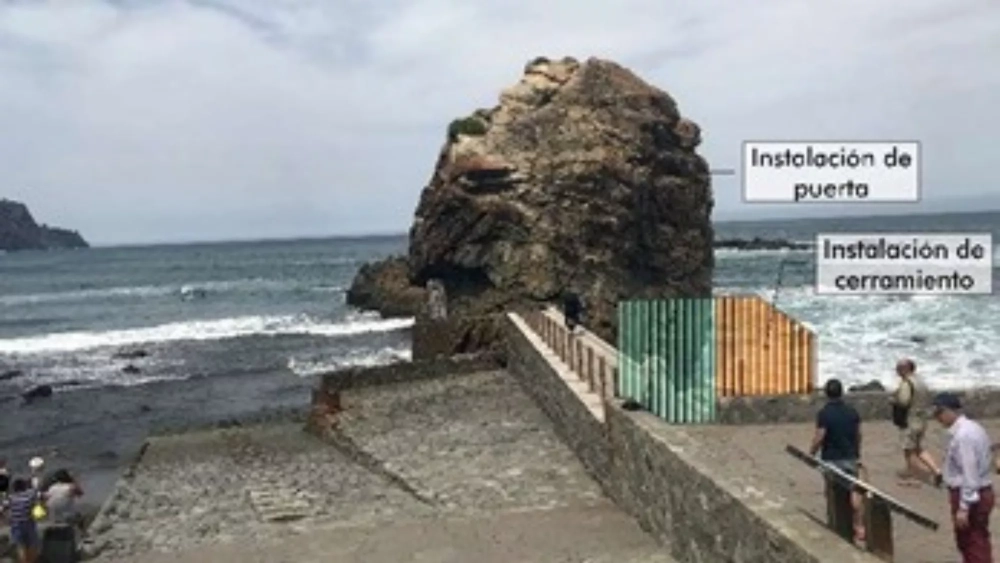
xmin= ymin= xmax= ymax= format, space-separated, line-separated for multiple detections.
xmin=617 ymin=300 xmax=639 ymax=401
xmin=703 ymin=298 xmax=720 ymax=422
xmin=617 ymin=298 xmax=717 ymax=423
xmin=616 ymin=301 xmax=627 ymax=399
xmin=666 ymin=299 xmax=679 ymax=421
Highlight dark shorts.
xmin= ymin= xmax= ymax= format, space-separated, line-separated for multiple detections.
xmin=828 ymin=458 xmax=858 ymax=476
xmin=10 ymin=521 xmax=40 ymax=548
xmin=826 ymin=459 xmax=866 ymax=492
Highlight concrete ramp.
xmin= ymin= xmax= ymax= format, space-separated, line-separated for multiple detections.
xmin=104 ymin=504 xmax=675 ymax=563
xmin=88 ymin=370 xmax=674 ymax=562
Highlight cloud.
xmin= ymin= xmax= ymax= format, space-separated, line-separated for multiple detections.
xmin=0 ymin=0 xmax=997 ymax=244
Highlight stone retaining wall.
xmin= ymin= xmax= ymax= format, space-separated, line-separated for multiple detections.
xmin=505 ymin=313 xmax=878 ymax=563
xmin=717 ymin=388 xmax=1000 ymax=425
xmin=411 ymin=314 xmax=506 ymax=362
xmin=308 ymin=354 xmax=500 ymax=435
xmin=505 ymin=317 xmax=611 ymax=484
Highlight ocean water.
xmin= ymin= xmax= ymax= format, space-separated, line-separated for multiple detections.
xmin=0 ymin=236 xmax=412 ymax=390
xmin=0 ymin=211 xmax=997 ymax=500
xmin=0 ymin=236 xmax=412 ymax=498
xmin=715 ymin=210 xmax=1000 ymax=391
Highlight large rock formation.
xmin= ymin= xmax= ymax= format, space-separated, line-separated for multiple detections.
xmin=348 ymin=56 xmax=713 ymax=343
xmin=0 ymin=199 xmax=88 ymax=251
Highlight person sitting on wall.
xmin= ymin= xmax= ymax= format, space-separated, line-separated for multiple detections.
xmin=562 ymin=291 xmax=583 ymax=333
xmin=809 ymin=378 xmax=867 ymax=544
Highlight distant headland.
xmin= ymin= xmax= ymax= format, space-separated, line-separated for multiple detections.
xmin=0 ymin=198 xmax=89 ymax=251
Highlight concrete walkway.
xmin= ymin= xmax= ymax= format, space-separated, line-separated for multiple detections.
xmin=85 ymin=371 xmax=675 ymax=563
xmin=97 ymin=503 xmax=674 ymax=563
xmin=682 ymin=418 xmax=1000 ymax=563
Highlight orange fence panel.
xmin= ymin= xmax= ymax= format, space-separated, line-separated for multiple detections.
xmin=714 ymin=295 xmax=815 ymax=397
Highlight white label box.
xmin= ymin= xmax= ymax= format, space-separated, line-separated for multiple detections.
xmin=743 ymin=141 xmax=921 ymax=203
xmin=816 ymin=233 xmax=993 ymax=295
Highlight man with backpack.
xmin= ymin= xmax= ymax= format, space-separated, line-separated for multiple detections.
xmin=891 ymin=358 xmax=943 ymax=487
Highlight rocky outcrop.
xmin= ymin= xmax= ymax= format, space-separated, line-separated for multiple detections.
xmin=714 ymin=237 xmax=810 ymax=251
xmin=848 ymin=380 xmax=886 ymax=392
xmin=348 ymin=56 xmax=714 ymax=342
xmin=0 ymin=199 xmax=88 ymax=252
xmin=346 ymin=257 xmax=426 ymax=318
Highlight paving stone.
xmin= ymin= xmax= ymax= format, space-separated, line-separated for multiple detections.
xmin=682 ymin=418 xmax=1000 ymax=563
xmin=84 ymin=370 xmax=672 ymax=562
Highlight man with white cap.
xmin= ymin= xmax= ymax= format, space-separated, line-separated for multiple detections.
xmin=933 ymin=392 xmax=994 ymax=563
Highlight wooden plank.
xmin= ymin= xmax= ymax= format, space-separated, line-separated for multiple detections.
xmin=824 ymin=476 xmax=855 ymax=541
xmin=750 ymin=298 xmax=757 ymax=393
xmin=732 ymin=296 xmax=741 ymax=395
xmin=796 ymin=326 xmax=808 ymax=393
xmin=719 ymin=296 xmax=731 ymax=396
xmin=785 ymin=445 xmax=939 ymax=530
xmin=802 ymin=327 xmax=816 ymax=393
xmin=866 ymin=497 xmax=894 ymax=561
xmin=772 ymin=312 xmax=781 ymax=393
xmin=712 ymin=295 xmax=729 ymax=397
xmin=740 ymin=297 xmax=750 ymax=395
xmin=778 ymin=314 xmax=790 ymax=394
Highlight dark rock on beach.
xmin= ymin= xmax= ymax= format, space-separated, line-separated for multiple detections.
xmin=848 ymin=380 xmax=886 ymax=392
xmin=22 ymin=384 xmax=54 ymax=402
xmin=0 ymin=198 xmax=88 ymax=252
xmin=348 ymin=56 xmax=714 ymax=343
xmin=346 ymin=257 xmax=426 ymax=318
xmin=113 ymin=348 xmax=149 ymax=360
xmin=714 ymin=237 xmax=810 ymax=251
xmin=121 ymin=364 xmax=141 ymax=375
xmin=0 ymin=369 xmax=24 ymax=381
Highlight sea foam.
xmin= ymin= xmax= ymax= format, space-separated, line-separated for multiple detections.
xmin=0 ymin=313 xmax=413 ymax=355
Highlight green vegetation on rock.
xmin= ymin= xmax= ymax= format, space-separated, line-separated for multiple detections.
xmin=526 ymin=56 xmax=550 ymax=71
xmin=447 ymin=116 xmax=488 ymax=140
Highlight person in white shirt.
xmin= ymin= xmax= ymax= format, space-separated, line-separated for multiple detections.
xmin=44 ymin=468 xmax=84 ymax=530
xmin=890 ymin=359 xmax=942 ymax=487
xmin=932 ymin=392 xmax=994 ymax=563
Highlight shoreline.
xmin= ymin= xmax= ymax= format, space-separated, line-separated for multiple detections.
xmin=0 ymin=366 xmax=316 ymax=514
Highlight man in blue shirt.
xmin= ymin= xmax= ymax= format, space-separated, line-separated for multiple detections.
xmin=809 ymin=378 xmax=865 ymax=543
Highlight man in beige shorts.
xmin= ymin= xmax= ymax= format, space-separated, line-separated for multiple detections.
xmin=891 ymin=358 xmax=943 ymax=487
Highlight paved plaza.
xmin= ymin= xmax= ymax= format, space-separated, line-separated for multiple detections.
xmin=80 ymin=371 xmax=674 ymax=563
xmin=682 ymin=418 xmax=1000 ymax=563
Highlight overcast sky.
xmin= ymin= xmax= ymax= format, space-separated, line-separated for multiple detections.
xmin=1 ymin=0 xmax=998 ymax=246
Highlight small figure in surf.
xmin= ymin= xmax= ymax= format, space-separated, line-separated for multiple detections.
xmin=179 ymin=285 xmax=207 ymax=300
xmin=890 ymin=359 xmax=943 ymax=487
